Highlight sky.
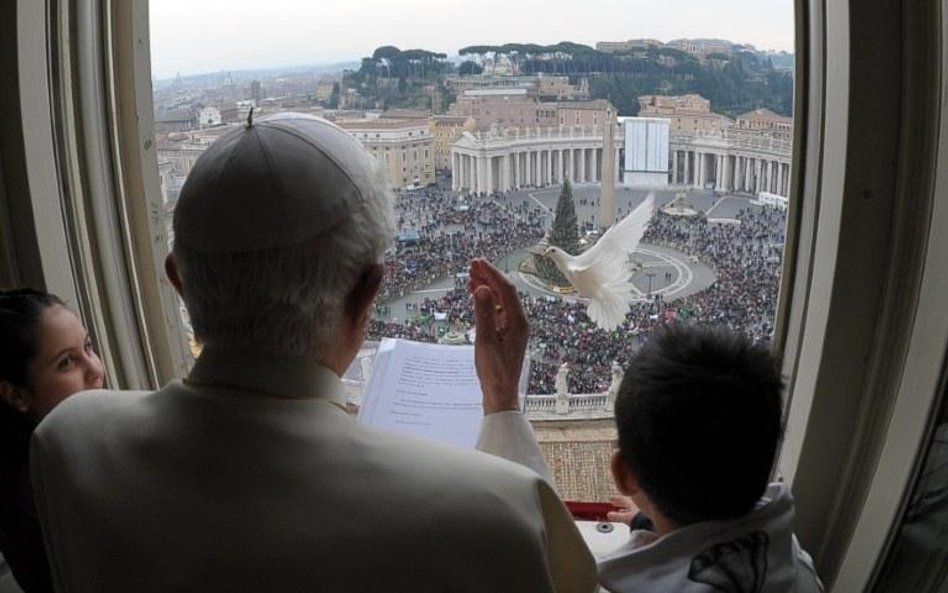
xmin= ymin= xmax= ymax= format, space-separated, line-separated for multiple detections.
xmin=149 ymin=0 xmax=795 ymax=79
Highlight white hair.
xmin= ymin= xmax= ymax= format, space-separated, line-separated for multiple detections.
xmin=172 ymin=159 xmax=395 ymax=359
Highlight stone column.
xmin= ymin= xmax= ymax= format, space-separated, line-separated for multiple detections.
xmin=724 ymin=155 xmax=732 ymax=191
xmin=601 ymin=121 xmax=617 ymax=227
xmin=513 ymin=152 xmax=523 ymax=187
xmin=547 ymin=150 xmax=553 ymax=185
xmin=684 ymin=151 xmax=691 ymax=186
xmin=577 ymin=148 xmax=585 ymax=183
xmin=470 ymin=156 xmax=477 ymax=193
xmin=536 ymin=151 xmax=542 ymax=185
xmin=502 ymin=154 xmax=509 ymax=191
xmin=593 ymin=147 xmax=599 ymax=183
xmin=451 ymin=153 xmax=457 ymax=190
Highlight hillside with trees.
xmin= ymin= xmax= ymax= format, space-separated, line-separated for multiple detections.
xmin=341 ymin=41 xmax=793 ymax=117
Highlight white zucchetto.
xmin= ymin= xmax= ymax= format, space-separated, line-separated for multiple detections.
xmin=173 ymin=112 xmax=378 ymax=254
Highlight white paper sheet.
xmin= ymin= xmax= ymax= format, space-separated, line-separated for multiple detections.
xmin=357 ymin=339 xmax=485 ymax=448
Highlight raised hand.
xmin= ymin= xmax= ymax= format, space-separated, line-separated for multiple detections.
xmin=468 ymin=258 xmax=529 ymax=414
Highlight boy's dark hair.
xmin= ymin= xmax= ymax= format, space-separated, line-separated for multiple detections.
xmin=614 ymin=325 xmax=784 ymax=526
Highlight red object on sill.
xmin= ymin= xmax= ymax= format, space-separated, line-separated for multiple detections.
xmin=565 ymin=501 xmax=620 ymax=522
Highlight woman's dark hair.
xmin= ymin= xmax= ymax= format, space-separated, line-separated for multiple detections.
xmin=0 ymin=288 xmax=66 ymax=388
xmin=0 ymin=289 xmax=67 ymax=464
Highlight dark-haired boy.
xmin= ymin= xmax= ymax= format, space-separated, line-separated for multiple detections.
xmin=598 ymin=325 xmax=822 ymax=592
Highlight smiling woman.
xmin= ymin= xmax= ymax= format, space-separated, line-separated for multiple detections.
xmin=0 ymin=289 xmax=104 ymax=593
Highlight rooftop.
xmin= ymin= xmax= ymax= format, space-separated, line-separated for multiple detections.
xmin=737 ymin=108 xmax=793 ymax=122
xmin=337 ymin=118 xmax=429 ymax=131
xmin=464 ymin=88 xmax=530 ymax=97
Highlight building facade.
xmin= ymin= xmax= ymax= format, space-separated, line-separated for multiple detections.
xmin=557 ymin=99 xmax=613 ymax=128
xmin=338 ymin=118 xmax=435 ymax=189
xmin=735 ymin=108 xmax=794 ymax=139
xmin=638 ymin=94 xmax=733 ymax=133
xmin=448 ymin=88 xmax=556 ymax=129
xmin=449 ymin=91 xmax=611 ymax=131
xmin=428 ymin=115 xmax=475 ymax=171
xmin=445 ymin=74 xmax=588 ymax=100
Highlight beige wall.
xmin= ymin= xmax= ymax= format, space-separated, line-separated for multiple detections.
xmin=449 ymin=94 xmax=612 ymax=131
xmin=340 ymin=120 xmax=435 ymax=189
xmin=557 ymin=101 xmax=612 ymax=127
xmin=429 ymin=116 xmax=474 ymax=171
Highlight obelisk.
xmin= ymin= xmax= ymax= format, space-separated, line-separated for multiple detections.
xmin=600 ymin=119 xmax=617 ymax=227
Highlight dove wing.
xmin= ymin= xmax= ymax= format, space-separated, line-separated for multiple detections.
xmin=572 ymin=193 xmax=654 ymax=273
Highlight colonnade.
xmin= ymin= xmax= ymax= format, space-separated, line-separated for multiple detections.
xmin=669 ymin=149 xmax=791 ymax=196
xmin=452 ymin=145 xmax=622 ymax=194
xmin=450 ymin=129 xmax=792 ymax=197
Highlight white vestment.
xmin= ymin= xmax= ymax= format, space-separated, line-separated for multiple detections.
xmin=31 ymin=348 xmax=596 ymax=593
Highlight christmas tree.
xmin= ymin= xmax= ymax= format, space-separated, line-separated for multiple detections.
xmin=537 ymin=179 xmax=581 ymax=286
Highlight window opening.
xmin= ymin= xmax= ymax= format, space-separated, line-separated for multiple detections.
xmin=149 ymin=1 xmax=795 ymax=502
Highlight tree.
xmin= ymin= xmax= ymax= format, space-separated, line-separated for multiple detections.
xmin=538 ymin=179 xmax=581 ymax=285
xmin=458 ymin=60 xmax=483 ymax=76
xmin=549 ymin=179 xmax=581 ymax=255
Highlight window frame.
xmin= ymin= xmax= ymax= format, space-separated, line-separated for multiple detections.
xmin=7 ymin=0 xmax=948 ymax=589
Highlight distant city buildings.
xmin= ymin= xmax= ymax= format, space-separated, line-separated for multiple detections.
xmin=595 ymin=39 xmax=664 ymax=52
xmin=596 ymin=38 xmax=747 ymax=60
xmin=315 ymin=80 xmax=335 ymax=102
xmin=151 ymin=59 xmax=792 ymax=198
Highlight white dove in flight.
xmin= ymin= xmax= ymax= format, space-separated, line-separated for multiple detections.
xmin=544 ymin=194 xmax=655 ymax=330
